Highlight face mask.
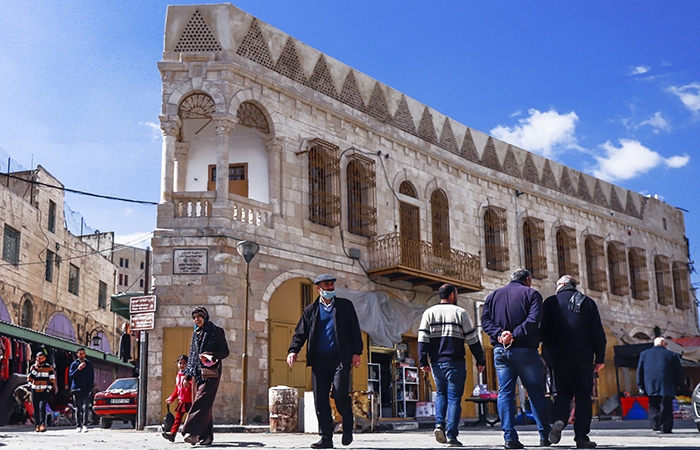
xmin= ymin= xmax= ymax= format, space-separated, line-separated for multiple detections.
xmin=320 ymin=289 xmax=336 ymax=300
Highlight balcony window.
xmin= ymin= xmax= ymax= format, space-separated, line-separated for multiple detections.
xmin=208 ymin=163 xmax=249 ymax=197
xmin=308 ymin=139 xmax=340 ymax=227
xmin=584 ymin=236 xmax=606 ymax=291
xmin=430 ymin=189 xmax=450 ymax=259
xmin=484 ymin=207 xmax=509 ymax=271
xmin=628 ymin=248 xmax=649 ymax=300
xmin=399 ymin=181 xmax=420 ymax=270
xmin=346 ymin=153 xmax=377 ymax=237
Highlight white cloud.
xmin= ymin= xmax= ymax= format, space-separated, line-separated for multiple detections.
xmin=631 ymin=66 xmax=650 ymax=75
xmin=668 ymin=83 xmax=700 ymax=114
xmin=490 ymin=108 xmax=579 ymax=158
xmin=142 ymin=121 xmax=163 ymax=142
xmin=639 ymin=112 xmax=671 ymax=133
xmin=591 ymin=139 xmax=689 ymax=182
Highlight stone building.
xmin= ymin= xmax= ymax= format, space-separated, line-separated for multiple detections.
xmin=0 ymin=166 xmax=127 ymax=389
xmin=151 ymin=3 xmax=697 ymax=424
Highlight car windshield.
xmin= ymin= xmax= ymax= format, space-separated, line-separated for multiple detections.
xmin=107 ymin=378 xmax=138 ymax=390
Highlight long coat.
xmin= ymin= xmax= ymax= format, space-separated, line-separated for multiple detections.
xmin=636 ymin=345 xmax=684 ymax=397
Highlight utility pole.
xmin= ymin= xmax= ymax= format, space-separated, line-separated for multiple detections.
xmin=136 ymin=247 xmax=151 ymax=430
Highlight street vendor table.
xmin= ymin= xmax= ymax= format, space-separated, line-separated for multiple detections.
xmin=464 ymin=396 xmax=500 ymax=427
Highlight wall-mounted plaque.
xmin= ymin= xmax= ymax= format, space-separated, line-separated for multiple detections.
xmin=173 ymin=248 xmax=208 ymax=274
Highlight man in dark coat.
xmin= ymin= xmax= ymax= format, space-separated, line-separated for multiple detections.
xmin=541 ymin=275 xmax=606 ymax=449
xmin=69 ymin=348 xmax=95 ymax=433
xmin=637 ymin=337 xmax=684 ymax=433
xmin=288 ymin=274 xmax=363 ymax=449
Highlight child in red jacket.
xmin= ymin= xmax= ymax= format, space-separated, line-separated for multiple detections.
xmin=162 ymin=355 xmax=192 ymax=442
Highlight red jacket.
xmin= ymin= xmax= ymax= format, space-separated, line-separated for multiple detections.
xmin=167 ymin=370 xmax=192 ymax=404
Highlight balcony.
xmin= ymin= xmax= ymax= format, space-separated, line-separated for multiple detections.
xmin=367 ymin=232 xmax=483 ymax=292
xmin=170 ymin=191 xmax=273 ymax=228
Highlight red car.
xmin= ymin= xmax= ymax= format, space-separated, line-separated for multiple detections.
xmin=92 ymin=377 xmax=138 ymax=428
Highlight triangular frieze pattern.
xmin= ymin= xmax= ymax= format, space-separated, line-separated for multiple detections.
xmin=274 ymin=38 xmax=307 ymax=85
xmin=625 ymin=191 xmax=640 ymax=218
xmin=438 ymin=119 xmax=459 ymax=154
xmin=308 ymin=55 xmax=339 ymax=100
xmin=609 ymin=188 xmax=625 ymax=213
xmin=576 ymin=176 xmax=593 ymax=202
xmin=480 ymin=138 xmax=502 ymax=171
xmin=175 ymin=10 xmax=223 ymax=52
xmin=338 ymin=71 xmax=366 ymax=112
xmin=558 ymin=167 xmax=577 ymax=196
xmin=460 ymin=129 xmax=480 ymax=162
xmin=540 ymin=160 xmax=559 ymax=190
xmin=417 ymin=108 xmax=438 ymax=145
xmin=236 ymin=19 xmax=274 ymax=69
xmin=593 ymin=180 xmax=609 ymax=207
xmin=522 ymin=153 xmax=539 ymax=183
xmin=393 ymin=95 xmax=416 ymax=134
xmin=502 ymin=147 xmax=522 ymax=178
xmin=366 ymin=83 xmax=393 ymax=125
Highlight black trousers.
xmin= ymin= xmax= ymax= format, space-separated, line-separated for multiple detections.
xmin=32 ymin=390 xmax=50 ymax=426
xmin=183 ymin=377 xmax=220 ymax=442
xmin=312 ymin=355 xmax=353 ymax=441
xmin=648 ymin=395 xmax=674 ymax=432
xmin=550 ymin=356 xmax=594 ymax=443
xmin=73 ymin=391 xmax=90 ymax=427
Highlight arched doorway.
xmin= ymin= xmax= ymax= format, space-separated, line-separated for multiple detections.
xmin=45 ymin=313 xmax=77 ymax=342
xmin=399 ymin=181 xmax=420 ymax=269
xmin=0 ymin=295 xmax=11 ymax=323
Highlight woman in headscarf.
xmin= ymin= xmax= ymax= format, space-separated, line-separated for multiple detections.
xmin=182 ymin=306 xmax=229 ymax=446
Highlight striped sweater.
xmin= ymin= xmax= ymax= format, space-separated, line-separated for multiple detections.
xmin=418 ymin=303 xmax=486 ymax=367
xmin=28 ymin=362 xmax=55 ymax=392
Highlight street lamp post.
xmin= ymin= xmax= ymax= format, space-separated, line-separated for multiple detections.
xmin=236 ymin=240 xmax=259 ymax=425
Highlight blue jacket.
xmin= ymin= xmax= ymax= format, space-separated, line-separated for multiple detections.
xmin=481 ymin=280 xmax=543 ymax=349
xmin=637 ymin=345 xmax=683 ymax=397
xmin=69 ymin=358 xmax=95 ymax=392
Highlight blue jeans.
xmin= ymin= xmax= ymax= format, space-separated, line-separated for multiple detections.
xmin=494 ymin=346 xmax=550 ymax=443
xmin=431 ymin=361 xmax=466 ymax=440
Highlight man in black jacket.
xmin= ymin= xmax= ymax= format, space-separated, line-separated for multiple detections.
xmin=288 ymin=274 xmax=363 ymax=449
xmin=541 ymin=275 xmax=606 ymax=449
xmin=637 ymin=337 xmax=684 ymax=433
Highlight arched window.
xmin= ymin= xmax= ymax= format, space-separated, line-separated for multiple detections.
xmin=654 ymin=255 xmax=672 ymax=305
xmin=584 ymin=236 xmax=606 ymax=291
xmin=430 ymin=189 xmax=450 ymax=258
xmin=484 ymin=207 xmax=508 ymax=271
xmin=308 ymin=139 xmax=340 ymax=227
xmin=628 ymin=248 xmax=649 ymax=299
xmin=398 ymin=181 xmax=420 ymax=269
xmin=607 ymin=242 xmax=628 ymax=296
xmin=672 ymin=261 xmax=690 ymax=309
xmin=556 ymin=227 xmax=578 ymax=278
xmin=179 ymin=93 xmax=215 ymax=119
xmin=20 ymin=294 xmax=33 ymax=328
xmin=523 ymin=218 xmax=546 ymax=279
xmin=45 ymin=313 xmax=77 ymax=342
xmin=346 ymin=154 xmax=376 ymax=237
xmin=237 ymin=101 xmax=269 ymax=134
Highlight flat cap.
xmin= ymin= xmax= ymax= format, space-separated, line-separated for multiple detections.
xmin=314 ymin=273 xmax=337 ymax=285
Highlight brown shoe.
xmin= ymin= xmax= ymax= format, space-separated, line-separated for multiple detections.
xmin=161 ymin=432 xmax=175 ymax=442
xmin=39 ymin=424 xmax=46 ymax=432
xmin=184 ymin=434 xmax=199 ymax=445
xmin=35 ymin=426 xmax=41 ymax=433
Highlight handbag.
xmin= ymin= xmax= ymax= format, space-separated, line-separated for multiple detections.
xmin=200 ymin=366 xmax=219 ymax=379
xmin=163 ymin=403 xmax=175 ymax=432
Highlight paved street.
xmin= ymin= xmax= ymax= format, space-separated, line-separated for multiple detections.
xmin=0 ymin=420 xmax=698 ymax=450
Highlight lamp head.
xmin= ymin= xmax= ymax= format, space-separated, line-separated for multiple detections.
xmin=236 ymin=240 xmax=260 ymax=264
xmin=91 ymin=333 xmax=102 ymax=347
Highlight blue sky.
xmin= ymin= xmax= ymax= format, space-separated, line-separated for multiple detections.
xmin=0 ymin=1 xmax=698 ymax=289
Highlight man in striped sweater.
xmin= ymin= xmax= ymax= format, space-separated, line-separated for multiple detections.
xmin=28 ymin=347 xmax=55 ymax=432
xmin=419 ymin=283 xmax=486 ymax=447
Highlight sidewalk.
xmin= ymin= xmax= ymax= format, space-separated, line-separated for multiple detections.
xmin=0 ymin=419 xmax=697 ymax=450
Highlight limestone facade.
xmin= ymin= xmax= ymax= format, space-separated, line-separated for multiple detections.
xmin=151 ymin=4 xmax=697 ymax=424
xmin=0 ymin=166 xmax=121 ymax=353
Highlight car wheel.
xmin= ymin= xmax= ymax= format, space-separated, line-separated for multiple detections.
xmin=130 ymin=418 xmax=136 ymax=428
xmin=100 ymin=418 xmax=113 ymax=429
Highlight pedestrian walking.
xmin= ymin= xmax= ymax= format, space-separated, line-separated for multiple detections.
xmin=481 ymin=268 xmax=551 ymax=449
xmin=541 ymin=275 xmax=606 ymax=449
xmin=637 ymin=337 xmax=684 ymax=434
xmin=418 ymin=283 xmax=486 ymax=447
xmin=162 ymin=355 xmax=193 ymax=442
xmin=69 ymin=348 xmax=94 ymax=433
xmin=27 ymin=347 xmax=55 ymax=432
xmin=287 ymin=274 xmax=363 ymax=449
xmin=182 ymin=306 xmax=230 ymax=446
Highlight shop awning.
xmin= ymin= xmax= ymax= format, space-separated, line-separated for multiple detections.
xmin=110 ymin=292 xmax=142 ymax=320
xmin=0 ymin=321 xmax=131 ymax=368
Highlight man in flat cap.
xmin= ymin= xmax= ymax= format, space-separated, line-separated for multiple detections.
xmin=288 ymin=274 xmax=363 ymax=449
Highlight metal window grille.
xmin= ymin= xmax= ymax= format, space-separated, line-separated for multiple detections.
xmin=523 ymin=218 xmax=547 ymax=279
xmin=301 ymin=283 xmax=313 ymax=309
xmin=654 ymin=255 xmax=673 ymax=306
xmin=45 ymin=250 xmax=55 ymax=282
xmin=98 ymin=281 xmax=108 ymax=309
xmin=607 ymin=242 xmax=628 ymax=296
xmin=2 ymin=226 xmax=20 ymax=265
xmin=585 ymin=236 xmax=606 ymax=291
xmin=628 ymin=248 xmax=649 ymax=300
xmin=430 ymin=189 xmax=450 ymax=259
xmin=68 ymin=264 xmax=80 ymax=296
xmin=346 ymin=154 xmax=377 ymax=237
xmin=672 ymin=261 xmax=690 ymax=310
xmin=399 ymin=181 xmax=417 ymax=198
xmin=484 ymin=207 xmax=509 ymax=272
xmin=179 ymin=93 xmax=216 ymax=119
xmin=237 ymin=101 xmax=270 ymax=134
xmin=556 ymin=227 xmax=578 ymax=278
xmin=308 ymin=139 xmax=340 ymax=227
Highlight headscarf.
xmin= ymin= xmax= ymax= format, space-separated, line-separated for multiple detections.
xmin=192 ymin=306 xmax=210 ymax=322
xmin=185 ymin=306 xmax=218 ymax=383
